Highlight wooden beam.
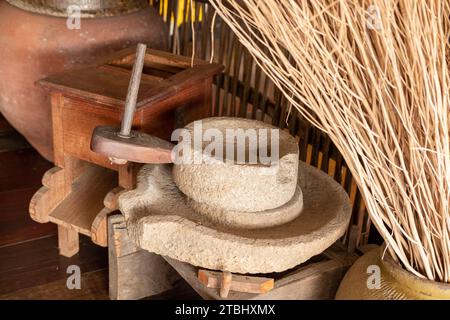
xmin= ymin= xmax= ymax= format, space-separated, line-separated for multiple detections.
xmin=198 ymin=270 xmax=274 ymax=297
xmin=165 ymin=244 xmax=358 ymax=300
xmin=108 ymin=215 xmax=180 ymax=300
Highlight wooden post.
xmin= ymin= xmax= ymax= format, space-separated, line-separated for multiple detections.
xmin=219 ymin=271 xmax=232 ymax=298
xmin=58 ymin=225 xmax=79 ymax=257
xmin=108 ymin=214 xmax=180 ymax=300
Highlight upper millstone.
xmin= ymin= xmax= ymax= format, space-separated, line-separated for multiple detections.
xmin=172 ymin=117 xmax=300 ymax=213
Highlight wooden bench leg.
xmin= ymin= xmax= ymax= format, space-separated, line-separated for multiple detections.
xmin=58 ymin=225 xmax=79 ymax=257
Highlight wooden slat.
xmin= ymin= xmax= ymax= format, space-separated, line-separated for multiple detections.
xmin=198 ymin=270 xmax=274 ymax=295
xmin=108 ymin=214 xmax=180 ymax=300
xmin=230 ymin=42 xmax=243 ymax=116
xmin=164 ymin=244 xmax=356 ymax=300
xmin=0 ymin=235 xmax=107 ymax=295
xmin=0 ymin=270 xmax=109 ymax=300
xmin=48 ymin=165 xmax=117 ymax=236
xmin=239 ymin=52 xmax=253 ymax=118
xmin=38 ymin=65 xmax=160 ymax=107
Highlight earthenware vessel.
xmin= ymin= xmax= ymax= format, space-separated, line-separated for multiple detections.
xmin=0 ymin=0 xmax=167 ymax=160
xmin=336 ymin=247 xmax=450 ymax=299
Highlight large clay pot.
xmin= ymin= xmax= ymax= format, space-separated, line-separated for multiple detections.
xmin=0 ymin=0 xmax=167 ymax=161
xmin=335 ymin=247 xmax=450 ymax=300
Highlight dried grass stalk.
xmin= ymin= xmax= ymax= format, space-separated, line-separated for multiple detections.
xmin=209 ymin=0 xmax=450 ymax=282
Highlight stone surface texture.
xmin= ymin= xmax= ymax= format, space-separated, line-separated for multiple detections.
xmin=172 ymin=117 xmax=299 ymax=212
xmin=185 ymin=185 xmax=303 ymax=229
xmin=119 ymin=161 xmax=352 ymax=274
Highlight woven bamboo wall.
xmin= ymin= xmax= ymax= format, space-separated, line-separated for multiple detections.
xmin=151 ymin=0 xmax=374 ymax=250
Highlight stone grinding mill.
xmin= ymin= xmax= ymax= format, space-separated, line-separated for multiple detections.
xmin=91 ymin=44 xmax=352 ymax=297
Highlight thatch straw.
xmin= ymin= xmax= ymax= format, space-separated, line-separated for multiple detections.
xmin=209 ymin=0 xmax=450 ymax=282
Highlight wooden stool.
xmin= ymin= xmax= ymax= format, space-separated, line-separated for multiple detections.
xmin=29 ymin=47 xmax=222 ymax=257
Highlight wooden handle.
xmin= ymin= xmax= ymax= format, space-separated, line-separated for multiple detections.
xmin=91 ymin=126 xmax=174 ymax=164
xmin=119 ymin=43 xmax=147 ymax=138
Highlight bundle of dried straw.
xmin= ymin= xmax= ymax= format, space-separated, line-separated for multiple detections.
xmin=209 ymin=0 xmax=450 ymax=282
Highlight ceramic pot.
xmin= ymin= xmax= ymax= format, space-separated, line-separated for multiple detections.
xmin=335 ymin=247 xmax=450 ymax=300
xmin=4 ymin=0 xmax=150 ymax=17
xmin=0 ymin=0 xmax=167 ymax=160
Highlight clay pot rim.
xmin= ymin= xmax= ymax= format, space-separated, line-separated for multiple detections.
xmin=380 ymin=245 xmax=450 ymax=299
xmin=5 ymin=0 xmax=150 ymax=18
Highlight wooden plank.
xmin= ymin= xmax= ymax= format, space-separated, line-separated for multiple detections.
xmin=164 ymin=256 xmax=257 ymax=300
xmin=59 ymin=97 xmax=124 ymax=170
xmin=108 ymin=215 xmax=139 ymax=258
xmin=0 ymin=269 xmax=108 ymax=300
xmin=144 ymin=279 xmax=202 ymax=300
xmin=101 ymin=64 xmax=165 ymax=83
xmin=259 ymin=260 xmax=345 ymax=300
xmin=48 ymin=165 xmax=117 ymax=236
xmin=38 ymin=65 xmax=160 ymax=107
xmin=51 ymin=93 xmax=65 ymax=166
xmin=198 ymin=270 xmax=274 ymax=295
xmin=108 ymin=215 xmax=180 ymax=300
xmin=0 ymin=235 xmax=107 ymax=295
xmin=137 ymin=63 xmax=223 ymax=108
xmin=165 ymin=244 xmax=356 ymax=300
xmin=0 ymin=270 xmax=109 ymax=300
xmin=38 ymin=50 xmax=219 ymax=109
xmin=109 ymin=48 xmax=210 ymax=70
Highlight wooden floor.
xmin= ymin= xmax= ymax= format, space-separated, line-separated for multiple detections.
xmin=0 ymin=116 xmax=199 ymax=300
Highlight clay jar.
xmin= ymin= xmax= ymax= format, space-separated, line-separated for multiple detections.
xmin=335 ymin=247 xmax=450 ymax=300
xmin=0 ymin=0 xmax=167 ymax=160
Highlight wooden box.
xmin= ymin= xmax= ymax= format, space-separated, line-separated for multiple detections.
xmin=30 ymin=47 xmax=222 ymax=257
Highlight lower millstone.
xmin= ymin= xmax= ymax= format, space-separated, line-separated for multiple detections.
xmin=119 ymin=162 xmax=352 ymax=273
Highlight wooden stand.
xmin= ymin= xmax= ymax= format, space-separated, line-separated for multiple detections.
xmin=106 ymin=222 xmax=357 ymax=300
xmin=165 ymin=243 xmax=357 ymax=300
xmin=29 ymin=48 xmax=222 ymax=257
xmin=198 ymin=270 xmax=274 ymax=298
xmin=108 ymin=215 xmax=180 ymax=300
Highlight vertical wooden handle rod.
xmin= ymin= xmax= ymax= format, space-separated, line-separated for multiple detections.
xmin=119 ymin=43 xmax=147 ymax=138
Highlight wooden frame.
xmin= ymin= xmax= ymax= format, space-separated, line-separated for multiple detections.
xmin=108 ymin=214 xmax=180 ymax=300
xmin=107 ymin=222 xmax=358 ymax=300
xmin=165 ymin=244 xmax=358 ymax=300
xmin=29 ymin=48 xmax=222 ymax=257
